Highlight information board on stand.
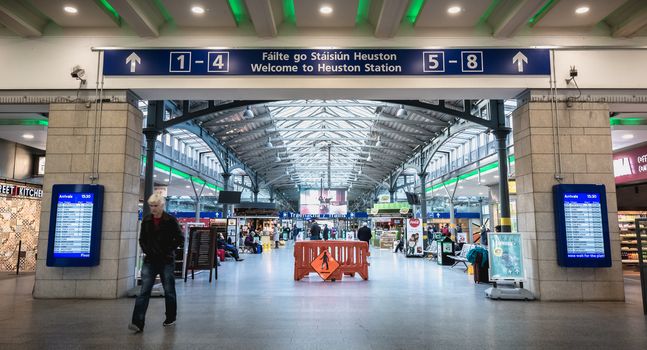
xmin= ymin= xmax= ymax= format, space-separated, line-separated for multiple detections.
xmin=46 ymin=184 xmax=104 ymax=267
xmin=488 ymin=233 xmax=524 ymax=281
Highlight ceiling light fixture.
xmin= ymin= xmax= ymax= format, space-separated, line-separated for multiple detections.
xmin=164 ymin=178 xmax=170 ymax=182
xmin=575 ymin=6 xmax=590 ymax=14
xmin=275 ymin=153 xmax=281 ymax=162
xmin=266 ymin=137 xmax=273 ymax=148
xmin=22 ymin=133 xmax=35 ymax=139
xmin=191 ymin=6 xmax=205 ymax=14
xmin=396 ymin=105 xmax=407 ymax=117
xmin=319 ymin=5 xmax=333 ymax=15
xmin=243 ymin=106 xmax=255 ymax=119
xmin=458 ymin=186 xmax=464 ymax=189
xmin=621 ymin=134 xmax=634 ymax=140
xmin=367 ymin=153 xmax=372 ymax=162
xmin=447 ymin=6 xmax=462 ymax=14
xmin=375 ymin=137 xmax=381 ymax=147
xmin=153 ymin=174 xmax=157 ymax=178
xmin=63 ymin=6 xmax=78 ymax=14
xmin=185 ymin=185 xmax=191 ymax=188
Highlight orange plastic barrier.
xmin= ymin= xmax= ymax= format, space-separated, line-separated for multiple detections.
xmin=294 ymin=241 xmax=370 ymax=281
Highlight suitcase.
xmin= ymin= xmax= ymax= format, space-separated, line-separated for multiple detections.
xmin=256 ymin=245 xmax=263 ymax=254
xmin=473 ymin=251 xmax=490 ymax=283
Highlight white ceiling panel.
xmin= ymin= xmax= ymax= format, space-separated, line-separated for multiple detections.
xmin=415 ymin=0 xmax=491 ymax=28
xmin=27 ymin=0 xmax=118 ymax=27
xmin=535 ymin=0 xmax=626 ymax=28
xmin=293 ymin=0 xmax=358 ymax=28
xmin=161 ymin=0 xmax=236 ymax=28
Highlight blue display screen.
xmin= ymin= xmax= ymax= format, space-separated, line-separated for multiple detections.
xmin=52 ymin=192 xmax=95 ymax=258
xmin=562 ymin=192 xmax=605 ymax=259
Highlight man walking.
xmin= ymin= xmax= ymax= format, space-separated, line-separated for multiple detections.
xmin=357 ymin=222 xmax=372 ymax=244
xmin=129 ymin=194 xmax=183 ymax=333
xmin=310 ymin=220 xmax=321 ymax=240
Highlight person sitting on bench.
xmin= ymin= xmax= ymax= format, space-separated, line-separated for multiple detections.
xmin=217 ymin=233 xmax=244 ymax=261
xmin=244 ymin=232 xmax=259 ymax=253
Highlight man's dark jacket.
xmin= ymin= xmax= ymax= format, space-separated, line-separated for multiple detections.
xmin=357 ymin=226 xmax=372 ymax=243
xmin=139 ymin=212 xmax=183 ymax=264
xmin=310 ymin=223 xmax=321 ymax=238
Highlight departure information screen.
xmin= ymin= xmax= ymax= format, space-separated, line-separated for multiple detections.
xmin=562 ymin=193 xmax=605 ymax=258
xmin=47 ymin=184 xmax=104 ymax=267
xmin=53 ymin=193 xmax=94 ymax=258
xmin=553 ymin=184 xmax=611 ymax=268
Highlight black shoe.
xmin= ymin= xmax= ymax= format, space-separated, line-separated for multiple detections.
xmin=128 ymin=323 xmax=143 ymax=333
xmin=235 ymin=258 xmax=244 ymax=261
xmin=163 ymin=319 xmax=176 ymax=327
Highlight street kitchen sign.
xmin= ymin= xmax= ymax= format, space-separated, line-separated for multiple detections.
xmin=614 ymin=145 xmax=647 ymax=184
xmin=0 ymin=183 xmax=43 ymax=199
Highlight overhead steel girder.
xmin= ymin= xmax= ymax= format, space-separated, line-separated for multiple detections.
xmin=202 ymin=112 xmax=272 ymax=129
xmin=164 ymin=100 xmax=273 ymax=128
xmin=385 ymin=100 xmax=496 ymax=129
xmin=173 ymin=121 xmax=262 ymax=189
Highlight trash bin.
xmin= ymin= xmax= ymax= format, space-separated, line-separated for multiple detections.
xmin=436 ymin=236 xmax=454 ymax=266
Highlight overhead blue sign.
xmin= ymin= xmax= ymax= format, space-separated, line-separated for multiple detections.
xmin=102 ymin=48 xmax=550 ymax=76
xmin=428 ymin=212 xmax=481 ymax=219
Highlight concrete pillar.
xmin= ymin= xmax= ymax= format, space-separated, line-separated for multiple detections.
xmin=418 ymin=172 xmax=427 ymax=223
xmin=513 ymin=101 xmax=623 ymax=301
xmin=34 ymin=102 xmax=142 ymax=299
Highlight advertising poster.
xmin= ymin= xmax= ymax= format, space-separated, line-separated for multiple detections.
xmin=405 ymin=218 xmax=424 ymax=256
xmin=299 ymin=189 xmax=348 ymax=215
xmin=488 ymin=233 xmax=524 ymax=280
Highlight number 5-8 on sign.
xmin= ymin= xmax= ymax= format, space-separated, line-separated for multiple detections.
xmin=461 ymin=51 xmax=483 ymax=72
xmin=208 ymin=52 xmax=230 ymax=73
xmin=422 ymin=51 xmax=445 ymax=73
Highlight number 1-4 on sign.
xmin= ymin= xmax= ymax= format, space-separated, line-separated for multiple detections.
xmin=208 ymin=52 xmax=230 ymax=73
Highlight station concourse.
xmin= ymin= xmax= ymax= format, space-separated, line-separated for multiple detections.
xmin=1 ymin=1 xmax=647 ymax=349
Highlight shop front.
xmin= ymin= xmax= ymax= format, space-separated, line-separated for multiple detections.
xmin=0 ymin=181 xmax=43 ymax=272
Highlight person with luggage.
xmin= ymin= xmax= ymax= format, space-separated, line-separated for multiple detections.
xmin=244 ymin=232 xmax=259 ymax=254
xmin=216 ymin=233 xmax=244 ymax=261
xmin=129 ymin=194 xmax=183 ymax=333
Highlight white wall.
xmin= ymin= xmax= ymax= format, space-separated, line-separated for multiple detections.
xmin=1 ymin=34 xmax=647 ymax=99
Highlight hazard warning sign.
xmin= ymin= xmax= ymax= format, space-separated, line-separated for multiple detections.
xmin=310 ymin=249 xmax=340 ymax=281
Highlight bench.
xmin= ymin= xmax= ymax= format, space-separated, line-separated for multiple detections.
xmin=448 ymin=243 xmax=473 ymax=270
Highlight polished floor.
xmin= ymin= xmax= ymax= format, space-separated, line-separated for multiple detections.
xmin=1 ymin=244 xmax=646 ymax=350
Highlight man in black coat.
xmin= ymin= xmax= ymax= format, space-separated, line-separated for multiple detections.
xmin=129 ymin=194 xmax=183 ymax=333
xmin=357 ymin=222 xmax=372 ymax=244
xmin=310 ymin=220 xmax=321 ymax=240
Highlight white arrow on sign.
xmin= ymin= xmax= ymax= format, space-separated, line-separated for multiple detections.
xmin=126 ymin=52 xmax=141 ymax=73
xmin=512 ymin=51 xmax=528 ymax=73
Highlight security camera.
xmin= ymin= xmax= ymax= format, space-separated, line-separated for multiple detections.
xmin=71 ymin=65 xmax=86 ymax=85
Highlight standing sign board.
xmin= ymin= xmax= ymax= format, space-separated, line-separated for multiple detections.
xmin=102 ymin=48 xmax=551 ymax=76
xmin=310 ymin=249 xmax=340 ymax=281
xmin=46 ymin=184 xmax=104 ymax=267
xmin=184 ymin=227 xmax=217 ymax=283
xmin=488 ymin=233 xmax=524 ymax=281
xmin=405 ymin=218 xmax=424 ymax=257
xmin=552 ymin=184 xmax=612 ymax=267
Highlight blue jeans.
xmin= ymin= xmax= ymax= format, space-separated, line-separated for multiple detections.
xmin=131 ymin=261 xmax=177 ymax=329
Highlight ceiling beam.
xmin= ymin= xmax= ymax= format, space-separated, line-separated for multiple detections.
xmin=0 ymin=0 xmax=46 ymax=37
xmin=491 ymin=0 xmax=545 ymax=38
xmin=109 ymin=0 xmax=164 ymax=37
xmin=372 ymin=0 xmax=409 ymax=38
xmin=244 ymin=0 xmax=279 ymax=37
xmin=612 ymin=6 xmax=647 ymax=38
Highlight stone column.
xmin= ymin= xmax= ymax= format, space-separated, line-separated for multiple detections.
xmin=34 ymin=102 xmax=142 ymax=299
xmin=513 ymin=101 xmax=623 ymax=301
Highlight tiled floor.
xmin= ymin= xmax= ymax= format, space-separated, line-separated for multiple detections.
xmin=0 ymin=244 xmax=646 ymax=349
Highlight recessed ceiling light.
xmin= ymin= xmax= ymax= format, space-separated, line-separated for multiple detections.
xmin=153 ymin=174 xmax=157 ymax=178
xmin=494 ymin=175 xmax=500 ymax=178
xmin=63 ymin=6 xmax=78 ymax=14
xmin=478 ymin=192 xmax=484 ymax=195
xmin=621 ymin=134 xmax=634 ymax=140
xmin=164 ymin=178 xmax=170 ymax=182
xmin=22 ymin=133 xmax=34 ymax=139
xmin=185 ymin=185 xmax=191 ymax=188
xmin=458 ymin=186 xmax=464 ymax=189
xmin=575 ymin=6 xmax=590 ymax=15
xmin=319 ymin=5 xmax=333 ymax=15
xmin=447 ymin=6 xmax=462 ymax=15
xmin=191 ymin=6 xmax=205 ymax=14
